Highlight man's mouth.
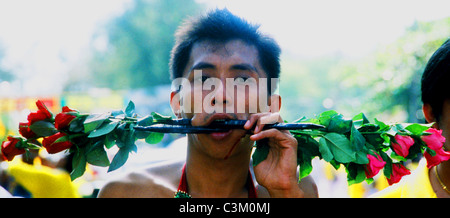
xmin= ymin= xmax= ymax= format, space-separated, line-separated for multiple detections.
xmin=210 ymin=130 xmax=233 ymax=140
xmin=205 ymin=114 xmax=236 ymax=140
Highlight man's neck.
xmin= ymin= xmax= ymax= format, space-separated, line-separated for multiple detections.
xmin=185 ymin=142 xmax=252 ymax=198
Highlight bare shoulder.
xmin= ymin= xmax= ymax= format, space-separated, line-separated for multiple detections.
xmin=298 ymin=175 xmax=318 ymax=198
xmin=98 ymin=159 xmax=185 ymax=198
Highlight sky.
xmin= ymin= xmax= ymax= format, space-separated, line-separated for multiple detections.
xmin=0 ymin=0 xmax=449 ymax=96
xmin=0 ymin=0 xmax=132 ymax=97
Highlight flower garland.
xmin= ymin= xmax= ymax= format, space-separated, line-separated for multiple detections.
xmin=1 ymin=100 xmax=450 ymax=186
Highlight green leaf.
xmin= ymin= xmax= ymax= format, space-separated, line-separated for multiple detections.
xmin=352 ymin=113 xmax=370 ymax=129
xmin=135 ymin=115 xmax=154 ymax=139
xmin=13 ymin=137 xmax=26 ymax=149
xmin=329 ymin=159 xmax=341 ymax=170
xmin=88 ymin=121 xmax=119 ymax=138
xmin=86 ymin=140 xmax=110 ymax=167
xmin=111 ymin=109 xmax=125 ymax=117
xmin=327 ymin=114 xmax=352 ymax=134
xmin=53 ymin=134 xmax=70 ymax=144
xmin=108 ymin=148 xmax=130 ymax=172
xmin=363 ymin=132 xmax=385 ymax=149
xmin=358 ymin=123 xmax=380 ymax=132
xmin=104 ymin=133 xmax=116 ymax=149
xmin=145 ymin=132 xmax=164 ymax=144
xmin=374 ymin=118 xmax=389 ymax=131
xmin=322 ymin=133 xmax=356 ymax=163
xmin=318 ymin=137 xmax=334 ymax=162
xmin=318 ymin=110 xmax=338 ymax=126
xmin=345 ymin=163 xmax=367 ymax=185
xmin=125 ymin=101 xmax=135 ymax=117
xmin=354 ymin=150 xmax=369 ymax=164
xmin=252 ymin=140 xmax=270 ymax=167
xmin=137 ymin=115 xmax=154 ymax=126
xmin=351 ymin=124 xmax=366 ymax=151
xmin=425 ymin=147 xmax=436 ymax=156
xmin=405 ymin=123 xmax=432 ymax=135
xmin=29 ymin=121 xmax=58 ymax=137
xmin=379 ymin=152 xmax=393 ymax=179
xmin=83 ymin=112 xmax=111 ymax=133
xmin=296 ymin=135 xmax=320 ymax=157
xmin=69 ymin=115 xmax=87 ymax=132
xmin=25 ymin=142 xmax=42 ymax=150
xmin=296 ymin=135 xmax=320 ymax=180
xmin=151 ymin=112 xmax=172 ymax=121
xmin=114 ymin=123 xmax=138 ymax=154
xmin=70 ymin=147 xmax=87 ymax=181
xmin=298 ymin=157 xmax=313 ymax=181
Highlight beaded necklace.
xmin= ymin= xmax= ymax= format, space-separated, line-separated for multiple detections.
xmin=174 ymin=165 xmax=258 ymax=198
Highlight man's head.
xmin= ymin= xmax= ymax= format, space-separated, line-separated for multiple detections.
xmin=421 ymin=38 xmax=450 ymax=149
xmin=421 ymin=39 xmax=450 ymax=122
xmin=169 ymin=8 xmax=281 ymax=93
xmin=168 ymin=9 xmax=282 ymax=159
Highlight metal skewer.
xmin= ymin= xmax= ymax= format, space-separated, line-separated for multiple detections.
xmin=133 ymin=119 xmax=325 ymax=134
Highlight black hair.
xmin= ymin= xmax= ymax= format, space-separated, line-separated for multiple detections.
xmin=169 ymin=8 xmax=281 ymax=92
xmin=421 ymin=38 xmax=450 ymax=121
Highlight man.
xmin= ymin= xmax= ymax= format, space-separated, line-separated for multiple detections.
xmin=99 ymin=9 xmax=318 ymax=198
xmin=371 ymin=39 xmax=450 ymax=198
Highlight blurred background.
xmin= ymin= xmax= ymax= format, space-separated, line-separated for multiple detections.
xmin=0 ymin=0 xmax=449 ymax=198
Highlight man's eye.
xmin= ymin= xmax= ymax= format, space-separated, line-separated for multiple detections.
xmin=201 ymin=76 xmax=210 ymax=82
xmin=235 ymin=76 xmax=249 ymax=81
xmin=194 ymin=76 xmax=209 ymax=83
xmin=234 ymin=76 xmax=250 ymax=82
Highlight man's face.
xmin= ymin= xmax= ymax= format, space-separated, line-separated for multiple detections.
xmin=173 ymin=39 xmax=272 ymax=159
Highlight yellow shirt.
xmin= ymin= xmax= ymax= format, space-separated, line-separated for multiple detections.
xmin=370 ymin=159 xmax=436 ymax=198
xmin=7 ymin=159 xmax=81 ymax=198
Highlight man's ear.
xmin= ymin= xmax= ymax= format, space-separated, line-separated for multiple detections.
xmin=170 ymin=91 xmax=181 ymax=118
xmin=269 ymin=94 xmax=281 ymax=113
xmin=423 ymin=103 xmax=439 ymax=129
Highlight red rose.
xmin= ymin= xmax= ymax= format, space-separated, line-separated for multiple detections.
xmin=364 ymin=153 xmax=386 ymax=179
xmin=387 ymin=163 xmax=411 ymax=185
xmin=27 ymin=100 xmax=53 ymax=125
xmin=391 ymin=134 xmax=415 ymax=158
xmin=54 ymin=106 xmax=78 ymax=130
xmin=424 ymin=148 xmax=450 ymax=169
xmin=42 ymin=132 xmax=73 ymax=154
xmin=1 ymin=136 xmax=25 ymax=161
xmin=422 ymin=128 xmax=446 ymax=150
xmin=422 ymin=128 xmax=450 ymax=168
xmin=18 ymin=122 xmax=37 ymax=139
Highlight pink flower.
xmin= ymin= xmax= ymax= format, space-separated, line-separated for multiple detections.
xmin=391 ymin=134 xmax=415 ymax=158
xmin=422 ymin=128 xmax=446 ymax=150
xmin=387 ymin=163 xmax=411 ymax=185
xmin=364 ymin=153 xmax=386 ymax=179
xmin=422 ymin=128 xmax=450 ymax=169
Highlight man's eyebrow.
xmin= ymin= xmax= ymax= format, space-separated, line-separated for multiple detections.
xmin=230 ymin=63 xmax=258 ymax=73
xmin=190 ymin=62 xmax=216 ymax=71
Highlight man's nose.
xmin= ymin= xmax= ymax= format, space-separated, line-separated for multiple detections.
xmin=210 ymin=79 xmax=231 ymax=107
xmin=211 ymin=78 xmax=234 ymax=112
